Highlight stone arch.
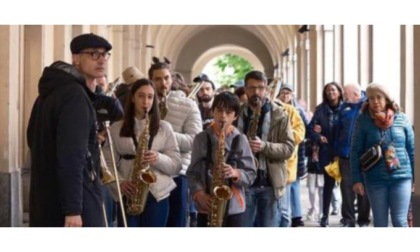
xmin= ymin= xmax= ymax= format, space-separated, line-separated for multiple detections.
xmin=191 ymin=45 xmax=264 ymax=87
xmin=174 ymin=25 xmax=275 ymax=83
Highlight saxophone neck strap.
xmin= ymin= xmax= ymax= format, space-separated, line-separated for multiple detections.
xmin=131 ymin=132 xmax=155 ymax=150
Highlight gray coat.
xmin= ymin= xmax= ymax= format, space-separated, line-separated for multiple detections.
xmin=187 ymin=127 xmax=257 ymax=215
xmin=237 ymin=101 xmax=295 ymax=198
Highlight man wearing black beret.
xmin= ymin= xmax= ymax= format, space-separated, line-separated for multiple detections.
xmin=27 ymin=33 xmax=112 ymax=227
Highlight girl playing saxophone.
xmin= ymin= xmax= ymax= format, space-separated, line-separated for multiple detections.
xmin=103 ymin=78 xmax=181 ymax=227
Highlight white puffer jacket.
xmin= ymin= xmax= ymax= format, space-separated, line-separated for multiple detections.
xmin=163 ymin=90 xmax=202 ymax=175
xmin=104 ymin=118 xmax=181 ymax=202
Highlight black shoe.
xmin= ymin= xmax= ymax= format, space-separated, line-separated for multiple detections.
xmin=358 ymin=222 xmax=370 ymax=227
xmin=291 ymin=217 xmax=305 ymax=227
xmin=342 ymin=222 xmax=356 ymax=227
xmin=189 ymin=213 xmax=197 ymax=227
xmin=320 ymin=216 xmax=329 ymax=227
xmin=331 ymin=209 xmax=338 ymax=215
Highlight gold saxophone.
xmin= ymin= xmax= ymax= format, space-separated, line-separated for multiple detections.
xmin=159 ymin=89 xmax=169 ymax=120
xmin=208 ymin=122 xmax=233 ymax=227
xmin=247 ymin=97 xmax=262 ymax=169
xmin=126 ymin=110 xmax=157 ymax=215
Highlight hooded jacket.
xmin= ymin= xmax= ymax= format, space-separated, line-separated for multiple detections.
xmin=27 ymin=61 xmax=103 ymax=227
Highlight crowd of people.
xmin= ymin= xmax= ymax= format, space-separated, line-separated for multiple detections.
xmin=27 ymin=33 xmax=415 ymax=228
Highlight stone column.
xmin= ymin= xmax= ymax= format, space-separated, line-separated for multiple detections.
xmin=334 ymin=25 xmax=343 ymax=85
xmin=358 ymin=25 xmax=373 ymax=89
xmin=0 ymin=25 xmax=23 ymax=227
xmin=308 ymin=25 xmax=322 ymax=111
xmin=111 ymin=25 xmax=123 ymax=80
xmin=411 ymin=25 xmax=420 ymax=227
xmin=54 ymin=25 xmax=72 ymax=63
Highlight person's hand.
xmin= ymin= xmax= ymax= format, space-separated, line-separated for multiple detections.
xmin=96 ymin=130 xmax=107 ymax=145
xmin=120 ymin=181 xmax=136 ymax=196
xmin=314 ymin=124 xmax=322 ymax=133
xmin=143 ymin=150 xmax=158 ymax=165
xmin=64 ymin=215 xmax=82 ymax=227
xmin=194 ymin=191 xmax=213 ymax=212
xmin=222 ymin=162 xmax=240 ymax=180
xmin=248 ymin=136 xmax=263 ymax=153
xmin=319 ymin=136 xmax=328 ymax=144
xmin=353 ymin=182 xmax=365 ymax=196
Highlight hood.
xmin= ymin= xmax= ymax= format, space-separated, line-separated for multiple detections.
xmin=38 ymin=61 xmax=95 ymax=100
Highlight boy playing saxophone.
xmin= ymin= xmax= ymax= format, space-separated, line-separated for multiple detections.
xmin=187 ymin=92 xmax=257 ymax=227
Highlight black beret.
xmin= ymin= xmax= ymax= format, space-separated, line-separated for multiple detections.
xmin=70 ymin=33 xmax=112 ymax=54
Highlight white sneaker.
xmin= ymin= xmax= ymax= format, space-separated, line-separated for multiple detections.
xmin=306 ymin=208 xmax=315 ymax=221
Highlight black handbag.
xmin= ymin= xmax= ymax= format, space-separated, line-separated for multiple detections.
xmin=360 ymin=144 xmax=382 ymax=172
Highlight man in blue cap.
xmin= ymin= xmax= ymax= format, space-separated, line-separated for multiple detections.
xmin=27 ymin=33 xmax=112 ymax=227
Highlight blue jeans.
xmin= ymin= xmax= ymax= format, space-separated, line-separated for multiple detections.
xmin=243 ymin=186 xmax=279 ymax=227
xmin=102 ymin=185 xmax=116 ymax=227
xmin=166 ymin=175 xmax=188 ymax=227
xmin=290 ymin=179 xmax=302 ymax=218
xmin=365 ymin=179 xmax=412 ymax=227
xmin=117 ymin=193 xmax=169 ymax=227
xmin=278 ymin=184 xmax=291 ymax=227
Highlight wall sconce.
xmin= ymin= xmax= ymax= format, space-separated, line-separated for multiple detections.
xmin=281 ymin=48 xmax=290 ymax=57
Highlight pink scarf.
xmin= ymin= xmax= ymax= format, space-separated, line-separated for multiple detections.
xmin=370 ymin=108 xmax=394 ymax=130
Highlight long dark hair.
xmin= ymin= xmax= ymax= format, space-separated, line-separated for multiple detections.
xmin=120 ymin=78 xmax=160 ymax=138
xmin=322 ymin=81 xmax=343 ymax=105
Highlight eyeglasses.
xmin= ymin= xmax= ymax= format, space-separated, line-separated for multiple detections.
xmin=79 ymin=51 xmax=111 ymax=60
xmin=246 ymin=86 xmax=266 ymax=91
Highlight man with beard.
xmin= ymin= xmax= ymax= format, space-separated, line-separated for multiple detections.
xmin=193 ymin=73 xmax=216 ymax=130
xmin=148 ymin=57 xmax=202 ymax=227
xmin=235 ymin=70 xmax=295 ymax=227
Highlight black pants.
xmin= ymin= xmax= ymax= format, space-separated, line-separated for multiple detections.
xmin=322 ymin=170 xmax=336 ymax=217
xmin=197 ymin=213 xmax=245 ymax=227
xmin=339 ymin=158 xmax=371 ymax=225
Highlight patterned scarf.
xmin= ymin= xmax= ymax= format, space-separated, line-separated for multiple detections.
xmin=370 ymin=108 xmax=394 ymax=130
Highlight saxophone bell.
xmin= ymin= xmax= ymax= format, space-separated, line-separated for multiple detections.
xmin=213 ymin=185 xmax=233 ymax=200
xmin=140 ymin=165 xmax=157 ymax=184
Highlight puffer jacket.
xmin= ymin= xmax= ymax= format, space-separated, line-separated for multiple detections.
xmin=334 ymin=97 xmax=366 ymax=158
xmin=350 ymin=110 xmax=414 ymax=184
xmin=164 ymin=90 xmax=202 ymax=175
xmin=105 ymin=118 xmax=181 ymax=201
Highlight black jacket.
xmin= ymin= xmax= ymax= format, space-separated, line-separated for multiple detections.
xmin=27 ymin=61 xmax=104 ymax=227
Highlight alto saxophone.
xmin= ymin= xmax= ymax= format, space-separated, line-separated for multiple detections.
xmin=126 ymin=110 xmax=157 ymax=215
xmin=247 ymin=96 xmax=262 ymax=169
xmin=208 ymin=122 xmax=233 ymax=227
xmin=159 ymin=89 xmax=169 ymax=119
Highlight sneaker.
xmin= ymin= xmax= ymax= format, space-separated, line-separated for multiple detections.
xmin=331 ymin=209 xmax=338 ymax=215
xmin=306 ymin=208 xmax=315 ymax=221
